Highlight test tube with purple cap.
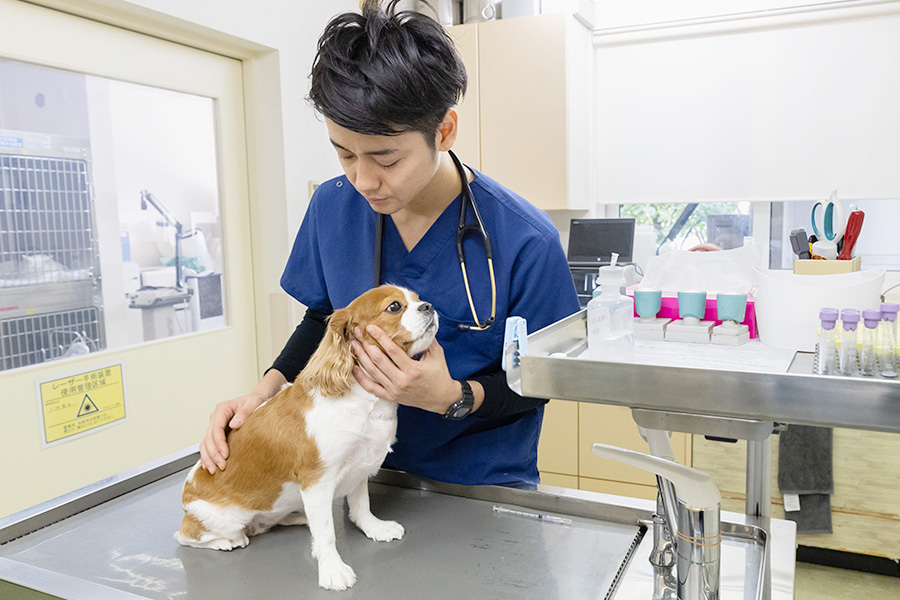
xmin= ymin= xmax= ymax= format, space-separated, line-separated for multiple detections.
xmin=839 ymin=309 xmax=860 ymax=376
xmin=880 ymin=303 xmax=899 ymax=378
xmin=816 ymin=308 xmax=839 ymax=376
xmin=860 ymin=309 xmax=880 ymax=377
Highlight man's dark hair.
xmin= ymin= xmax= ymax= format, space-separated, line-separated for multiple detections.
xmin=309 ymin=0 xmax=467 ymax=146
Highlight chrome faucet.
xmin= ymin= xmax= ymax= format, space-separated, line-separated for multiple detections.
xmin=592 ymin=440 xmax=721 ymax=600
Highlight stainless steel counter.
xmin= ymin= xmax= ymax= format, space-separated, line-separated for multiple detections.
xmin=506 ymin=310 xmax=900 ymax=434
xmin=0 ymin=448 xmax=794 ymax=600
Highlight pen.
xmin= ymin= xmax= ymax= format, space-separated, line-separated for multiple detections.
xmin=492 ymin=505 xmax=573 ymax=526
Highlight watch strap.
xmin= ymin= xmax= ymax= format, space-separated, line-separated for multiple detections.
xmin=443 ymin=380 xmax=474 ymax=420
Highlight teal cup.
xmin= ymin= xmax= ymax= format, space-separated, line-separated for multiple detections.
xmin=716 ymin=292 xmax=748 ymax=323
xmin=677 ymin=290 xmax=707 ymax=322
xmin=633 ymin=289 xmax=662 ymax=319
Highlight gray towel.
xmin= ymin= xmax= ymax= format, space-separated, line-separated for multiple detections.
xmin=777 ymin=425 xmax=833 ymax=535
xmin=778 ymin=425 xmax=833 ymax=494
xmin=783 ymin=494 xmax=833 ymax=535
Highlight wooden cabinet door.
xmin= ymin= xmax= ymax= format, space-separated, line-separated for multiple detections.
xmin=447 ymin=23 xmax=481 ymax=169
xmin=478 ymin=14 xmax=570 ymax=209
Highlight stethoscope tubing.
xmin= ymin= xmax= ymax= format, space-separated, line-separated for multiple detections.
xmin=450 ymin=149 xmax=493 ymax=262
xmin=372 ymin=149 xmax=496 ymax=330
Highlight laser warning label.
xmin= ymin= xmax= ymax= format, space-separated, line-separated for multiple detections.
xmin=38 ymin=364 xmax=127 ymax=446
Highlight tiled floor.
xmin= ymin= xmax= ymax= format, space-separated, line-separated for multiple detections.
xmin=796 ymin=562 xmax=900 ymax=599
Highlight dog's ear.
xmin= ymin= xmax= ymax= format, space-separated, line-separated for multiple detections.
xmin=297 ymin=307 xmax=356 ymax=397
xmin=327 ymin=308 xmax=354 ymax=344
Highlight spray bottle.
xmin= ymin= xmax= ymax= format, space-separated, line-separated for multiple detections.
xmin=587 ymin=253 xmax=635 ymax=362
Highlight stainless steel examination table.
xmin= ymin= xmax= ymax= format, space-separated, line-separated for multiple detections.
xmin=0 ymin=448 xmax=794 ymax=600
xmin=20 ymin=307 xmax=893 ymax=599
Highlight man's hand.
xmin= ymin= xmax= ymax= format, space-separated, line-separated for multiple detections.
xmin=199 ymin=392 xmax=266 ymax=474
xmin=350 ymin=325 xmax=475 ymax=415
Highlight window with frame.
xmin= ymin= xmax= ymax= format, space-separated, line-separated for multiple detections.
xmin=0 ymin=57 xmax=225 ymax=372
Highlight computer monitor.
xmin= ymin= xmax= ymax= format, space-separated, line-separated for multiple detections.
xmin=707 ymin=214 xmax=750 ymax=250
xmin=567 ymin=218 xmax=635 ymax=267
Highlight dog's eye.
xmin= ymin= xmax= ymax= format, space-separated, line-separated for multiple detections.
xmin=385 ymin=301 xmax=403 ymax=314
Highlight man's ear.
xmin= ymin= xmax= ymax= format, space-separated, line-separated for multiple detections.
xmin=436 ymin=108 xmax=459 ymax=152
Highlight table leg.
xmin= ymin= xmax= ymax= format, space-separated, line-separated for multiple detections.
xmin=746 ymin=437 xmax=773 ymax=518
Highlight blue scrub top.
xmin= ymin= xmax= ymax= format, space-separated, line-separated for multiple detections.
xmin=281 ymin=167 xmax=580 ymax=486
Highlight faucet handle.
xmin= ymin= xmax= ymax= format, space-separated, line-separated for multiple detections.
xmin=592 ymin=443 xmax=721 ymax=510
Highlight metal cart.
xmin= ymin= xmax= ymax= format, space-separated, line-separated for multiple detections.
xmin=504 ymin=311 xmax=900 ymax=519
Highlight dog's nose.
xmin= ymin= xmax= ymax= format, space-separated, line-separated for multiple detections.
xmin=418 ymin=302 xmax=433 ymax=315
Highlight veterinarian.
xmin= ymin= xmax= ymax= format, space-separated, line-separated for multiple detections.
xmin=199 ymin=0 xmax=580 ymax=488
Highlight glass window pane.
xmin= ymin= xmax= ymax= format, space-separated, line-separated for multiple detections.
xmin=0 ymin=57 xmax=225 ymax=372
xmin=619 ymin=202 xmax=753 ymax=253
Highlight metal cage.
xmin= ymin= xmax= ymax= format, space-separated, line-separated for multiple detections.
xmin=0 ymin=151 xmax=104 ymax=371
xmin=0 ymin=307 xmax=102 ymax=371
xmin=0 ymin=155 xmax=95 ymax=285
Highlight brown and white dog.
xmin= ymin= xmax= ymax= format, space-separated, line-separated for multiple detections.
xmin=175 ymin=285 xmax=438 ymax=591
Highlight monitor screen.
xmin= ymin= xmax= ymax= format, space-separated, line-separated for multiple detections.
xmin=706 ymin=214 xmax=750 ymax=250
xmin=567 ymin=218 xmax=635 ymax=265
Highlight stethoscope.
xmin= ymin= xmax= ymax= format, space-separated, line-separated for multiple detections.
xmin=373 ymin=149 xmax=497 ymax=331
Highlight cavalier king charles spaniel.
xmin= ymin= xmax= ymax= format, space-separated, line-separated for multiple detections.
xmin=175 ymin=285 xmax=438 ymax=590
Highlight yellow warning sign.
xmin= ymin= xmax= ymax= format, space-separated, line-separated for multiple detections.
xmin=38 ymin=364 xmax=127 ymax=445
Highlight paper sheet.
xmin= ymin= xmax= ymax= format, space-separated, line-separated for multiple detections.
xmin=574 ymin=339 xmax=796 ymax=373
xmin=631 ymin=339 xmax=796 ymax=373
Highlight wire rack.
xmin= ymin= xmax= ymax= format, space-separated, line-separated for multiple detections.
xmin=812 ymin=342 xmax=898 ymax=379
xmin=0 ymin=155 xmax=95 ymax=287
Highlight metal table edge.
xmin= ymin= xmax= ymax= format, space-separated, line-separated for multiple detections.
xmin=0 ymin=446 xmax=199 ymax=545
xmin=0 ymin=453 xmax=795 ymax=600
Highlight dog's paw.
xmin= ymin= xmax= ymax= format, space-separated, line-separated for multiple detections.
xmin=206 ymin=534 xmax=249 ymax=551
xmin=362 ymin=519 xmax=405 ymax=542
xmin=318 ymin=559 xmax=357 ymax=591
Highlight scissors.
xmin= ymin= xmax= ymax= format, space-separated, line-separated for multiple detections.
xmin=810 ymin=191 xmax=845 ymax=245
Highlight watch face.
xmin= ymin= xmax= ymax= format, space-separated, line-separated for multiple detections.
xmin=451 ymin=405 xmax=473 ymax=420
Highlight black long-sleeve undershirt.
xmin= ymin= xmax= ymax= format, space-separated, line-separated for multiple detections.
xmin=268 ymin=308 xmax=547 ymax=419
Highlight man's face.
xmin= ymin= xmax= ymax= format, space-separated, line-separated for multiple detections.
xmin=325 ymin=118 xmax=442 ymax=216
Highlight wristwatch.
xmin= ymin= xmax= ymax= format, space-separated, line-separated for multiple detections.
xmin=443 ymin=380 xmax=475 ymax=420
